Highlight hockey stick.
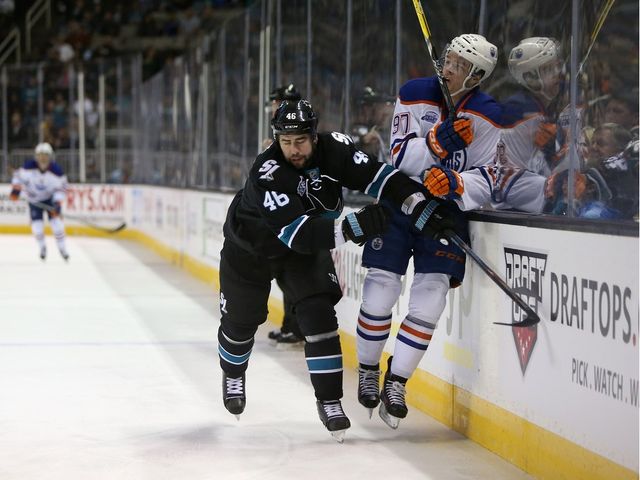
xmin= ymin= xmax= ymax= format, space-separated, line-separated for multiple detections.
xmin=411 ymin=0 xmax=456 ymax=120
xmin=443 ymin=229 xmax=540 ymax=328
xmin=578 ymin=0 xmax=616 ymax=74
xmin=28 ymin=200 xmax=127 ymax=234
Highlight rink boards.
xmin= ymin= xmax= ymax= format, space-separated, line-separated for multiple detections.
xmin=0 ymin=184 xmax=637 ymax=480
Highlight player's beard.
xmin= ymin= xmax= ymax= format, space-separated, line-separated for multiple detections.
xmin=287 ymin=146 xmax=315 ymax=170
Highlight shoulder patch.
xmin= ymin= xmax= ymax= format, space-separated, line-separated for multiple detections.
xmin=23 ymin=159 xmax=38 ymax=169
xmin=399 ymin=76 xmax=442 ymax=104
xmin=48 ymin=162 xmax=65 ymax=176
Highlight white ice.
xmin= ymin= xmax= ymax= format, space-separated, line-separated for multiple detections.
xmin=0 ymin=235 xmax=533 ymax=480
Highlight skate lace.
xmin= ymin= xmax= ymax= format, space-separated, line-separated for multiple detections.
xmin=358 ymin=368 xmax=380 ymax=396
xmin=226 ymin=376 xmax=244 ymax=395
xmin=385 ymin=380 xmax=407 ymax=406
xmin=322 ymin=401 xmax=345 ymax=419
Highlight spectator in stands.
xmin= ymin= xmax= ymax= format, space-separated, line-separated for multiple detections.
xmin=604 ymin=92 xmax=639 ymax=132
xmin=545 ymin=123 xmax=635 ymax=219
xmin=9 ymin=111 xmax=29 ymax=147
xmin=350 ymin=86 xmax=395 ymax=163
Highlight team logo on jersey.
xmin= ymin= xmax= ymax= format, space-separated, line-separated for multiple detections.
xmin=305 ymin=167 xmax=320 ymax=180
xmin=421 ymin=111 xmax=438 ymax=124
xmin=297 ymin=178 xmax=306 ymax=196
xmin=258 ymin=159 xmax=279 ymax=181
xmin=504 ymin=247 xmax=547 ymax=374
xmin=371 ymin=237 xmax=383 ymax=250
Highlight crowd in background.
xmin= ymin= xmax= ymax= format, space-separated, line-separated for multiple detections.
xmin=0 ymin=0 xmax=638 ymax=220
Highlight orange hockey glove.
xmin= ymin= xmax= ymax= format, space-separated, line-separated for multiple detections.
xmin=423 ymin=165 xmax=464 ymax=200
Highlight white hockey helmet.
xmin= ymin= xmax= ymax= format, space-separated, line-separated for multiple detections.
xmin=508 ymin=37 xmax=562 ymax=98
xmin=35 ymin=142 xmax=54 ymax=157
xmin=447 ymin=34 xmax=498 ymax=84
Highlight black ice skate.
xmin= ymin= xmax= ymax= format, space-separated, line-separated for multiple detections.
xmin=275 ymin=331 xmax=304 ymax=349
xmin=316 ymin=399 xmax=351 ymax=443
xmin=357 ymin=363 xmax=381 ymax=418
xmin=59 ymin=249 xmax=69 ymax=261
xmin=222 ymin=372 xmax=246 ymax=420
xmin=379 ymin=357 xmax=408 ymax=429
xmin=39 ymin=246 xmax=46 ymax=260
xmin=267 ymin=328 xmax=281 ymax=341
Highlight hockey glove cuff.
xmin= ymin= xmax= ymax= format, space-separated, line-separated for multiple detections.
xmin=410 ymin=199 xmax=457 ymax=239
xmin=341 ymin=204 xmax=389 ymax=246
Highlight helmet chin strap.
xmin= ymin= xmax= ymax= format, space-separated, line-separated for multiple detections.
xmin=448 ymin=74 xmax=478 ymax=98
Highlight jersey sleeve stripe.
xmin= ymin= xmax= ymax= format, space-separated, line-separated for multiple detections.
xmin=277 ymin=214 xmax=310 ymax=248
xmin=363 ymin=164 xmax=397 ymax=200
xmin=391 ymin=133 xmax=418 ymax=167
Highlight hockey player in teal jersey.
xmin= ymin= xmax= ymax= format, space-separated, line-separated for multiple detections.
xmin=217 ymin=99 xmax=455 ymax=442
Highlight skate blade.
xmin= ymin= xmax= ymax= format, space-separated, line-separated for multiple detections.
xmin=366 ymin=407 xmax=374 ymax=419
xmin=234 ymin=414 xmax=241 ymax=421
xmin=378 ymin=403 xmax=401 ymax=429
xmin=330 ymin=429 xmax=347 ymax=443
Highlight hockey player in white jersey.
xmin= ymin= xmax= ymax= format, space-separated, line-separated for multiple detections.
xmin=10 ymin=142 xmax=69 ymax=260
xmin=425 ymin=37 xmax=567 ymax=213
xmin=356 ymin=34 xmax=500 ymax=429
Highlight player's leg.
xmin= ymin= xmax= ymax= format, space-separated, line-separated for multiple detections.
xmin=47 ymin=202 xmax=69 ymax=260
xmin=356 ymin=268 xmax=402 ymax=413
xmin=357 ymin=204 xmax=411 ymax=413
xmin=380 ymin=206 xmax=467 ymax=429
xmin=28 ymin=203 xmax=46 ymax=260
xmin=276 ymin=293 xmax=303 ymax=347
xmin=379 ymin=272 xmax=450 ymax=428
xmin=217 ymin=240 xmax=271 ymax=417
xmin=280 ymin=250 xmax=348 ymax=441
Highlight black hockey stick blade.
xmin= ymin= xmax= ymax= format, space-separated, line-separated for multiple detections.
xmin=411 ymin=0 xmax=456 ymax=120
xmin=86 ymin=221 xmax=127 ymax=234
xmin=443 ymin=229 xmax=540 ymax=328
xmin=28 ymin=200 xmax=127 ymax=234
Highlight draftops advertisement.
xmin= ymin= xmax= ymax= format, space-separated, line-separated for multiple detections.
xmin=429 ymin=223 xmax=639 ymax=471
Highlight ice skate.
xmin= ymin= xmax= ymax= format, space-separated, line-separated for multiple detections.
xmin=267 ymin=328 xmax=281 ymax=342
xmin=357 ymin=364 xmax=381 ymax=418
xmin=39 ymin=246 xmax=46 ymax=260
xmin=316 ymin=399 xmax=351 ymax=443
xmin=275 ymin=331 xmax=304 ymax=349
xmin=222 ymin=372 xmax=246 ymax=419
xmin=59 ymin=249 xmax=69 ymax=261
xmin=378 ymin=357 xmax=408 ymax=429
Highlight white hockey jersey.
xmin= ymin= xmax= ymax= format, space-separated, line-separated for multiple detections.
xmin=500 ymin=91 xmax=577 ymax=176
xmin=388 ymin=76 xmax=502 ymax=179
xmin=11 ymin=159 xmax=68 ymax=203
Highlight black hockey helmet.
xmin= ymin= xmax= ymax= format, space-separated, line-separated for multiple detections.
xmin=268 ymin=83 xmax=301 ymax=102
xmin=271 ymin=100 xmax=318 ymax=138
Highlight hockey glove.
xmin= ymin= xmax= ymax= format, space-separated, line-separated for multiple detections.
xmin=410 ymin=198 xmax=457 ymax=240
xmin=534 ymin=122 xmax=557 ymax=150
xmin=9 ymin=188 xmax=20 ymax=201
xmin=341 ymin=204 xmax=389 ymax=246
xmin=423 ymin=165 xmax=464 ymax=200
xmin=427 ymin=117 xmax=473 ymax=159
xmin=304 ymin=175 xmax=343 ymax=217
